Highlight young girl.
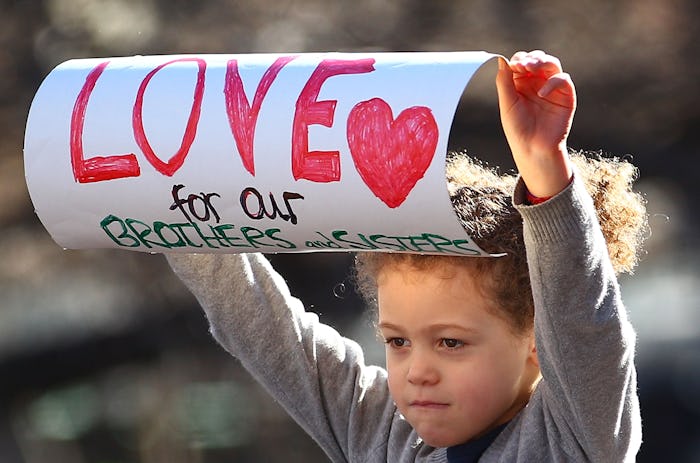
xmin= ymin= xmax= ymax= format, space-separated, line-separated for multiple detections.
xmin=166 ymin=51 xmax=646 ymax=462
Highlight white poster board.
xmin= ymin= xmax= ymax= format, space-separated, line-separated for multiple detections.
xmin=24 ymin=52 xmax=499 ymax=255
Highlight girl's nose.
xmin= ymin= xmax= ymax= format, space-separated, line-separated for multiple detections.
xmin=406 ymin=351 xmax=439 ymax=385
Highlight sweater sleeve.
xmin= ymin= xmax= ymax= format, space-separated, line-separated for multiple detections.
xmin=165 ymin=253 xmax=398 ymax=462
xmin=514 ymin=174 xmax=642 ymax=461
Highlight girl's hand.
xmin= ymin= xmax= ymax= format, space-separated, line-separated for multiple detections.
xmin=496 ymin=50 xmax=576 ymax=198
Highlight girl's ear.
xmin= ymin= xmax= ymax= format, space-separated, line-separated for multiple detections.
xmin=527 ymin=337 xmax=540 ymax=369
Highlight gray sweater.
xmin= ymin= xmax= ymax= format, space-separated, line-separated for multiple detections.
xmin=166 ymin=176 xmax=642 ymax=462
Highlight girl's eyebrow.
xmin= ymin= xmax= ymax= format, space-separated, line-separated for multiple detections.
xmin=377 ymin=321 xmax=402 ymax=331
xmin=425 ymin=324 xmax=481 ymax=337
xmin=378 ymin=321 xmax=479 ymax=335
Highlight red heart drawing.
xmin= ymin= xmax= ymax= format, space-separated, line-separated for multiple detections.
xmin=347 ymin=98 xmax=439 ymax=208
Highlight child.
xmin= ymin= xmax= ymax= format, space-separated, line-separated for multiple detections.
xmin=166 ymin=50 xmax=646 ymax=462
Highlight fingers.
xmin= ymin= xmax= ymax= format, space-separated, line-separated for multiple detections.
xmin=537 ymin=72 xmax=575 ymax=100
xmin=509 ymin=50 xmax=562 ymax=77
xmin=497 ymin=50 xmax=575 ymax=106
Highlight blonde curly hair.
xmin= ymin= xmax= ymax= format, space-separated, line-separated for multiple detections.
xmin=354 ymin=150 xmax=648 ymax=335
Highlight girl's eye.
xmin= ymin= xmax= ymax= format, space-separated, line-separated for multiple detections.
xmin=385 ymin=337 xmax=409 ymax=348
xmin=441 ymin=338 xmax=465 ymax=349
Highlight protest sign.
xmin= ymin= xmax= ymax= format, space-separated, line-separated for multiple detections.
xmin=24 ymin=52 xmax=499 ymax=255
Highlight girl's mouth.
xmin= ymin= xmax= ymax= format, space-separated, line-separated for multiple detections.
xmin=410 ymin=400 xmax=449 ymax=409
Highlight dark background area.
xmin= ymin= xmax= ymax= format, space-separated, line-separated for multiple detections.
xmin=1 ymin=0 xmax=699 ymax=461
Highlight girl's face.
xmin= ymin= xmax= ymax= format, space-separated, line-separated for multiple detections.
xmin=377 ymin=262 xmax=539 ymax=448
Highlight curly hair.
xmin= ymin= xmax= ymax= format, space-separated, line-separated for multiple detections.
xmin=354 ymin=150 xmax=648 ymax=335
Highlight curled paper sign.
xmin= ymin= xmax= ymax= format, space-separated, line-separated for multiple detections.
xmin=24 ymin=52 xmax=500 ymax=256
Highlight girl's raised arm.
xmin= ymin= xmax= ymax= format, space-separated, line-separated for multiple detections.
xmin=496 ymin=50 xmax=576 ymax=198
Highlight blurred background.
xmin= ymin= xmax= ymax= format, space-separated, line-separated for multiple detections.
xmin=1 ymin=0 xmax=699 ymax=461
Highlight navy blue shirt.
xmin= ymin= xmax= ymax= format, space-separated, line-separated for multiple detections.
xmin=446 ymin=423 xmax=509 ymax=463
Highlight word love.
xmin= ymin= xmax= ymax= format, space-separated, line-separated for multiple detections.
xmin=70 ymin=56 xmax=440 ymax=208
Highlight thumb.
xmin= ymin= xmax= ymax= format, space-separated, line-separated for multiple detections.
xmin=496 ymin=57 xmax=517 ymax=113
